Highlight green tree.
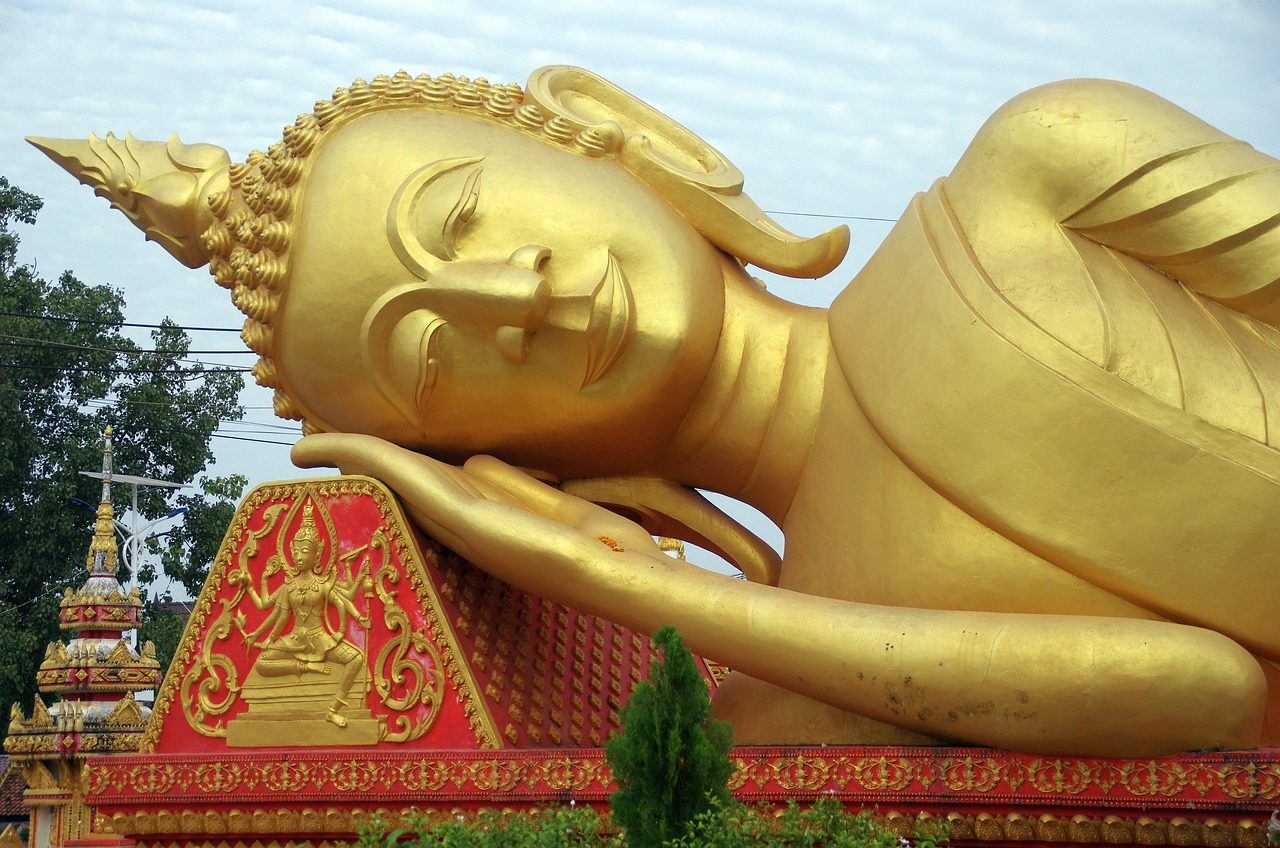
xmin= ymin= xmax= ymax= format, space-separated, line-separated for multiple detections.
xmin=0 ymin=176 xmax=244 ymax=735
xmin=136 ymin=472 xmax=246 ymax=682
xmin=605 ymin=626 xmax=733 ymax=848
xmin=137 ymin=603 xmax=188 ymax=688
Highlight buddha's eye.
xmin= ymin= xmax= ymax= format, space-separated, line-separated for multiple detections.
xmin=441 ymin=167 xmax=482 ymax=260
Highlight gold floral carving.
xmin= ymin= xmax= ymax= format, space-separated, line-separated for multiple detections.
xmin=88 ymin=755 xmax=609 ymax=800
xmin=147 ymin=477 xmax=494 ymax=751
xmin=368 ymin=528 xmax=444 ymax=743
xmin=84 ymin=748 xmax=1280 ymax=848
xmin=177 ymin=501 xmax=286 ymax=738
xmin=719 ymin=752 xmax=1280 ymax=802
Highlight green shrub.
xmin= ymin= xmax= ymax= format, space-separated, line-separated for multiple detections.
xmin=669 ymin=795 xmax=947 ymax=848
xmin=357 ymin=799 xmax=946 ymax=847
xmin=356 ymin=806 xmax=616 ymax=847
xmin=606 ymin=626 xmax=733 ymax=848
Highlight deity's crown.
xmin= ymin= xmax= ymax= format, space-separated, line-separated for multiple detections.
xmin=28 ymin=67 xmax=849 ymax=433
xmin=294 ymin=501 xmax=320 ymax=544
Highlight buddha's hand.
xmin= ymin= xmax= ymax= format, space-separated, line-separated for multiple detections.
xmin=291 ymin=433 xmax=668 ymax=597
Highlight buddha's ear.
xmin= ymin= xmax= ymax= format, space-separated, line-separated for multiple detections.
xmin=560 ymin=476 xmax=781 ymax=586
xmin=525 ymin=65 xmax=849 ymax=279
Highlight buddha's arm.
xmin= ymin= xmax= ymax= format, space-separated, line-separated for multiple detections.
xmin=293 ymin=434 xmax=1266 ymax=756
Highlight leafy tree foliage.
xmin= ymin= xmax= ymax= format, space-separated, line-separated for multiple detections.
xmin=0 ymin=177 xmax=244 ymax=734
xmin=137 ymin=602 xmax=189 ymax=689
xmin=605 ymin=626 xmax=733 ymax=848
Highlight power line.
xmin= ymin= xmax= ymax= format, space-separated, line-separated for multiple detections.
xmin=213 ymin=420 xmax=302 ymax=433
xmin=1 ymin=362 xmax=249 ymax=375
xmin=0 ymin=339 xmax=253 ymax=370
xmin=0 ymin=309 xmax=241 ymax=333
xmin=0 ymin=333 xmax=254 ymax=356
xmin=764 ymin=209 xmax=897 ymax=223
xmin=80 ymin=401 xmax=301 ymax=433
xmin=79 ymin=394 xmax=277 ymax=412
xmin=0 ymin=384 xmax=276 ymax=410
xmin=211 ymin=432 xmax=295 ymax=447
xmin=0 ymin=591 xmax=60 ymax=619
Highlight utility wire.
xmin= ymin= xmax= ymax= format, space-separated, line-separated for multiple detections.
xmin=0 ymin=363 xmax=250 ymax=375
xmin=0 ymin=340 xmax=252 ymax=370
xmin=0 ymin=333 xmax=254 ymax=355
xmin=81 ymin=401 xmax=299 ymax=435
xmin=209 ymin=432 xmax=295 ymax=446
xmin=0 ymin=384 xmax=278 ymax=411
xmin=80 ymin=401 xmax=301 ymax=433
xmin=0 ymin=309 xmax=241 ymax=332
xmin=764 ymin=209 xmax=897 ymax=223
xmin=0 ymin=591 xmax=61 ymax=618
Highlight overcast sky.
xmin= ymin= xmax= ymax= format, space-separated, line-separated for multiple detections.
xmin=2 ymin=0 xmax=1276 ymax=576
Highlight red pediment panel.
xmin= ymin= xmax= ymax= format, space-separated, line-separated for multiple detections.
xmin=145 ymin=476 xmax=718 ymax=756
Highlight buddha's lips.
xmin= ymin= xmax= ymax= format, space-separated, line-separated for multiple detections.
xmin=581 ymin=251 xmax=636 ymax=389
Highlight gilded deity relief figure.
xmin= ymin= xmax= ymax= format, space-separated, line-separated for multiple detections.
xmin=32 ymin=66 xmax=1280 ymax=756
xmin=224 ymin=496 xmax=381 ymax=746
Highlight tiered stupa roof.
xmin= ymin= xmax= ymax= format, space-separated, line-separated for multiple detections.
xmin=5 ymin=427 xmax=160 ymax=758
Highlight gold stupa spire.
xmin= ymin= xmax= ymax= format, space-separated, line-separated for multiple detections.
xmin=84 ymin=426 xmax=118 ymax=576
xmin=26 ymin=132 xmax=230 ymax=269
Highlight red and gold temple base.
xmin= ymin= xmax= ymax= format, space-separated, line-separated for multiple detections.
xmin=86 ymin=746 xmax=1279 ymax=847
xmin=79 ymin=478 xmax=1279 ymax=847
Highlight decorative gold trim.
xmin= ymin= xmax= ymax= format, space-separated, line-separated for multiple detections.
xmin=105 ymin=692 xmax=148 ymax=728
xmin=933 ymin=811 xmax=1271 ymax=848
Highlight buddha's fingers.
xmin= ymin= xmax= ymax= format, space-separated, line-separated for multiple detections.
xmin=291 ymin=435 xmax=662 ymax=587
xmin=462 ymin=455 xmax=661 ymax=554
xmin=291 ymin=434 xmax=508 ymax=555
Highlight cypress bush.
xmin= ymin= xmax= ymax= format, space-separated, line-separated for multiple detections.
xmin=605 ymin=626 xmax=733 ymax=848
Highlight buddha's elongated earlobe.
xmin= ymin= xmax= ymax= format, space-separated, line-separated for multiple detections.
xmin=525 ymin=65 xmax=849 ymax=278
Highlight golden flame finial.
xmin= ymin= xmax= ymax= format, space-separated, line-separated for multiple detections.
xmin=26 ymin=132 xmax=231 ymax=269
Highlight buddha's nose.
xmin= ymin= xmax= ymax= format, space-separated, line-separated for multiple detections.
xmin=493 ymin=245 xmax=553 ymax=363
xmin=426 ymin=244 xmax=553 ymax=363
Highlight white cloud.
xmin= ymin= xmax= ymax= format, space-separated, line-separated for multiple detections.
xmin=1 ymin=0 xmax=1276 ymax=496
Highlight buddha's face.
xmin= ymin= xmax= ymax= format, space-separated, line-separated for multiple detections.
xmin=278 ymin=110 xmax=728 ymax=476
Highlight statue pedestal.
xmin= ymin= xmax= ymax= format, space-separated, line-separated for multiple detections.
xmin=225 ymin=716 xmax=383 ymax=748
xmin=78 ymin=478 xmax=1278 ymax=847
xmin=225 ymin=667 xmax=383 ymax=747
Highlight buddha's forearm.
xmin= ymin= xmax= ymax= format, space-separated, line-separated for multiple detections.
xmin=517 ymin=543 xmax=1265 ymax=756
xmin=291 ymin=435 xmax=1267 ymax=755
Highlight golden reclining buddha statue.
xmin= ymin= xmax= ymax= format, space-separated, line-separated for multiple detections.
xmin=31 ymin=66 xmax=1279 ymax=757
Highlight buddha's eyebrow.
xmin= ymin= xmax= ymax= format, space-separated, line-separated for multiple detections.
xmin=388 ymin=155 xmax=485 ymax=279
